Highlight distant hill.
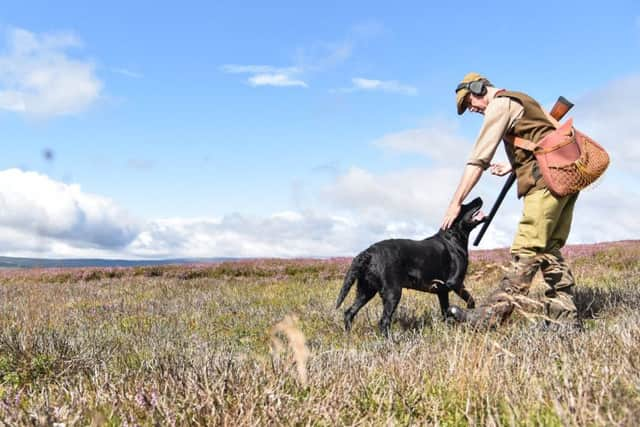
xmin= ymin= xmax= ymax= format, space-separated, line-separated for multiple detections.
xmin=0 ymin=256 xmax=242 ymax=269
xmin=1 ymin=240 xmax=637 ymax=269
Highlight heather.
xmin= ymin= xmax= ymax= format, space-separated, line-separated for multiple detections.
xmin=1 ymin=241 xmax=639 ymax=425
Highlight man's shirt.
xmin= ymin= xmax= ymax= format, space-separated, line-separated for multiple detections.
xmin=466 ymin=96 xmax=524 ymax=170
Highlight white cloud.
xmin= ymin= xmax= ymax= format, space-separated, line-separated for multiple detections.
xmin=127 ymin=209 xmax=444 ymax=259
xmin=0 ymin=27 xmax=102 ymax=118
xmin=0 ymin=169 xmax=140 ymax=252
xmin=356 ymin=77 xmax=418 ymax=95
xmin=221 ymin=21 xmax=385 ymax=90
xmin=248 ymin=73 xmax=307 ymax=87
xmin=321 ymin=166 xmax=459 ymax=222
xmin=221 ymin=64 xmax=307 ymax=88
xmin=572 ymin=74 xmax=640 ymax=171
xmin=1 ymin=165 xmax=637 ymax=260
xmin=374 ymin=118 xmax=468 ymax=162
xmin=128 ymin=213 xmax=358 ymax=258
xmin=333 ymin=77 xmax=418 ymax=96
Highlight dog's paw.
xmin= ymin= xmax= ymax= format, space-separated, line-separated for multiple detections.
xmin=466 ymin=296 xmax=476 ymax=309
xmin=446 ymin=305 xmax=466 ymax=323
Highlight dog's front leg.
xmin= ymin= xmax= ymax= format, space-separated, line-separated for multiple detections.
xmin=454 ymin=287 xmax=476 ymax=309
xmin=445 ymin=252 xmax=468 ymax=293
xmin=437 ymin=291 xmax=450 ymax=319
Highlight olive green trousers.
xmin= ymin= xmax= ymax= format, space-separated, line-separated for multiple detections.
xmin=511 ymin=188 xmax=579 ymax=259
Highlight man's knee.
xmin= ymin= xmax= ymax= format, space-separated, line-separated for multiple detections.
xmin=499 ymin=256 xmax=540 ymax=295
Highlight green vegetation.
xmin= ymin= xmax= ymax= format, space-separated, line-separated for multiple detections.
xmin=0 ymin=243 xmax=639 ymax=425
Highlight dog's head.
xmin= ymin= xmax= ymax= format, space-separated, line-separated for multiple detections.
xmin=453 ymin=197 xmax=485 ymax=232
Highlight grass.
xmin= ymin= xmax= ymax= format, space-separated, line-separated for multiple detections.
xmin=1 ymin=242 xmax=639 ymax=425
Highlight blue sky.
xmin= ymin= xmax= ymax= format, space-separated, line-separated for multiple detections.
xmin=0 ymin=1 xmax=639 ymax=258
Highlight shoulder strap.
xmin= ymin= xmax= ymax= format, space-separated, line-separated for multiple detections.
xmin=504 ymin=107 xmax=559 ymax=152
xmin=504 ymin=135 xmax=538 ymax=152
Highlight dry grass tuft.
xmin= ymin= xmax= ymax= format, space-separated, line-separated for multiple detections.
xmin=270 ymin=314 xmax=310 ymax=386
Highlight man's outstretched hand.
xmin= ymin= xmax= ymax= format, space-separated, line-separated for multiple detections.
xmin=441 ymin=203 xmax=461 ymax=230
xmin=441 ymin=164 xmax=483 ymax=230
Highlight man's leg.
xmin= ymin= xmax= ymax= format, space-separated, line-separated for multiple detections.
xmin=455 ymin=189 xmax=548 ymax=327
xmin=449 ymin=189 xmax=576 ymax=327
xmin=455 ymin=256 xmax=540 ymax=327
xmin=540 ymin=192 xmax=579 ymax=323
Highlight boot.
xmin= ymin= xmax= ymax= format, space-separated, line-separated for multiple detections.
xmin=446 ymin=257 xmax=538 ymax=328
xmin=540 ymin=254 xmax=580 ymax=327
xmin=446 ymin=290 xmax=515 ymax=329
xmin=543 ymin=287 xmax=579 ymax=327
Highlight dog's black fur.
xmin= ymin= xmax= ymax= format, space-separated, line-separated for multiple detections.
xmin=335 ymin=197 xmax=485 ymax=336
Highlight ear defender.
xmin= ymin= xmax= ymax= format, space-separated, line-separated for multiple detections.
xmin=455 ymin=79 xmax=487 ymax=96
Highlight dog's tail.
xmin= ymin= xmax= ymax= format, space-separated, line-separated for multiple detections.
xmin=335 ymin=251 xmax=371 ymax=309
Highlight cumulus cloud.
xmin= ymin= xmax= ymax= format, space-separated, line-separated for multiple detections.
xmin=0 ymin=169 xmax=140 ymax=252
xmin=572 ymin=73 xmax=640 ymax=170
xmin=127 ymin=210 xmax=443 ymax=259
xmin=335 ymin=77 xmax=418 ymax=96
xmin=322 ymin=167 xmax=459 ymax=222
xmin=1 ymin=168 xmax=637 ymax=260
xmin=0 ymin=27 xmax=102 ymax=117
xmin=373 ymin=118 xmax=469 ymax=163
xmin=128 ymin=212 xmax=357 ymax=258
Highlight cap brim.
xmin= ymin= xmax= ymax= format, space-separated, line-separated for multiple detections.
xmin=456 ymin=89 xmax=469 ymax=115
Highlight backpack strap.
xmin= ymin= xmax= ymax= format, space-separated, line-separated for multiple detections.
xmin=503 ymin=134 xmax=537 ymax=152
xmin=504 ymin=107 xmax=560 ymax=152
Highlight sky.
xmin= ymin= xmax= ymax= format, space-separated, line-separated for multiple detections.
xmin=0 ymin=0 xmax=639 ymax=259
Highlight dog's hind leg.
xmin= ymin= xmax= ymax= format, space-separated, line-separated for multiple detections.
xmin=437 ymin=291 xmax=450 ymax=319
xmin=454 ymin=287 xmax=475 ymax=309
xmin=379 ymin=287 xmax=402 ymax=338
xmin=344 ymin=281 xmax=376 ymax=332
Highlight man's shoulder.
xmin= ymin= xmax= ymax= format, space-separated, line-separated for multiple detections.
xmin=497 ymin=90 xmax=541 ymax=105
xmin=485 ymin=95 xmax=512 ymax=116
xmin=498 ymin=89 xmax=530 ymax=98
xmin=489 ymin=92 xmax=525 ymax=116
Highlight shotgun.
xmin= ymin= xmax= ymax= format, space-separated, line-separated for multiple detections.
xmin=472 ymin=96 xmax=574 ymax=247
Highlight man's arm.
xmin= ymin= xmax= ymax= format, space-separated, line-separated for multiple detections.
xmin=441 ymin=164 xmax=483 ymax=230
xmin=440 ymin=97 xmax=522 ymax=230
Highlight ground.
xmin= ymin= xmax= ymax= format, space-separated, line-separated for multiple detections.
xmin=1 ymin=241 xmax=639 ymax=425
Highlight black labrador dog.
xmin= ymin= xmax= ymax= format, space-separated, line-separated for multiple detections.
xmin=335 ymin=197 xmax=485 ymax=336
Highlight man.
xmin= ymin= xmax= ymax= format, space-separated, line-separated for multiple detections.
xmin=442 ymin=72 xmax=579 ymax=328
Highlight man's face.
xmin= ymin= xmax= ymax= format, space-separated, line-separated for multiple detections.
xmin=466 ymin=93 xmax=488 ymax=115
